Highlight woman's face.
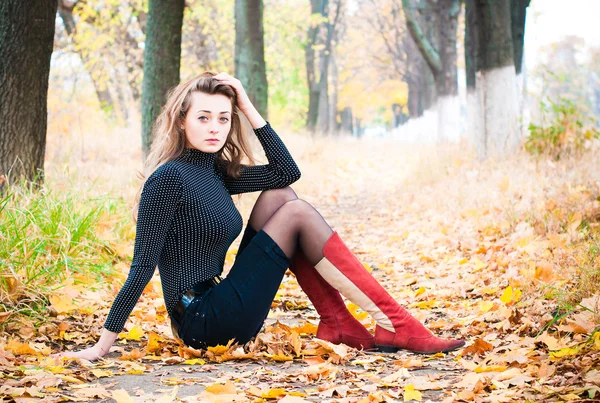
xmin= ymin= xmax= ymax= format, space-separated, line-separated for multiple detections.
xmin=183 ymin=91 xmax=233 ymax=153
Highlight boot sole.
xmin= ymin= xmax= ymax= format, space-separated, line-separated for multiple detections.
xmin=375 ymin=341 xmax=465 ymax=355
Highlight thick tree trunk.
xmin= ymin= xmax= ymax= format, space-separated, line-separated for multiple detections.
xmin=402 ymin=0 xmax=459 ymax=142
xmin=0 ymin=1 xmax=57 ymax=184
xmin=235 ymin=0 xmax=268 ymax=120
xmin=473 ymin=0 xmax=519 ymax=159
xmin=141 ymin=0 xmax=184 ymax=157
xmin=435 ymin=0 xmax=460 ymax=143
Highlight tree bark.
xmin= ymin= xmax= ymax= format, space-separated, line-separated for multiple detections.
xmin=305 ymin=0 xmax=324 ymax=131
xmin=141 ymin=0 xmax=184 ymax=157
xmin=0 ymin=0 xmax=57 ymax=184
xmin=511 ymin=0 xmax=529 ymax=76
xmin=402 ymin=0 xmax=459 ymax=142
xmin=473 ymin=0 xmax=519 ymax=159
xmin=465 ymin=0 xmax=482 ymax=152
xmin=235 ymin=0 xmax=269 ymax=120
xmin=340 ymin=106 xmax=353 ymax=134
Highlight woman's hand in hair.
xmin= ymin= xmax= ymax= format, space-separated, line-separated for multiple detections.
xmin=214 ymin=72 xmax=266 ymax=129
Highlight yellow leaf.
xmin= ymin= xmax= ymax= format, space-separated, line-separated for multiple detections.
xmin=499 ymin=286 xmax=522 ymax=305
xmin=112 ymin=389 xmax=134 ymax=403
xmin=5 ymin=339 xmax=37 ymax=355
xmin=479 ymin=301 xmax=495 ymax=313
xmin=347 ymin=303 xmax=369 ymax=320
xmin=205 ymin=380 xmax=236 ymax=395
xmin=49 ymin=294 xmax=78 ymax=314
xmin=182 ymin=358 xmax=206 ymax=365
xmin=91 ymin=369 xmax=113 ymax=378
xmin=207 ymin=339 xmax=234 ymax=355
xmin=474 ymin=365 xmax=507 ymax=373
xmin=145 ymin=331 xmax=162 ymax=353
xmin=403 ymin=384 xmax=422 ymax=402
xmin=265 ymin=353 xmax=293 ymax=362
xmin=363 ymin=263 xmax=373 ymax=273
xmin=263 ymin=388 xmax=286 ymax=398
xmin=123 ymin=325 xmax=144 ymax=341
xmin=58 ymin=375 xmax=85 ymax=384
xmin=410 ymin=300 xmax=437 ymax=309
xmin=593 ymin=332 xmax=600 ymax=350
xmin=155 ymin=386 xmax=178 ymax=403
xmin=291 ymin=322 xmax=318 ymax=335
xmin=458 ymin=258 xmax=469 ymax=265
xmin=550 ymin=346 xmax=580 ymax=359
xmin=415 ymin=287 xmax=426 ymax=297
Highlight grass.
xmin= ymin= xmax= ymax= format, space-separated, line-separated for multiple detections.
xmin=0 ymin=177 xmax=131 ymax=318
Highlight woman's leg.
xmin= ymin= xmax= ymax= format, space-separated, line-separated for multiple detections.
xmin=236 ymin=188 xmax=373 ymax=350
xmin=260 ymin=199 xmax=465 ymax=354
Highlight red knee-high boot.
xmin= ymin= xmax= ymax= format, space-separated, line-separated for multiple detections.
xmin=314 ymin=232 xmax=465 ymax=354
xmin=289 ymin=250 xmax=374 ymax=350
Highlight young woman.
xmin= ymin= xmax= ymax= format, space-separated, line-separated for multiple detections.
xmin=56 ymin=72 xmax=464 ymax=361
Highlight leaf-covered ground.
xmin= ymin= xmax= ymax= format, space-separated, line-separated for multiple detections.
xmin=2 ymin=132 xmax=600 ymax=402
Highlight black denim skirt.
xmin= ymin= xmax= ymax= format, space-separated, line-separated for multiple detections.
xmin=178 ymin=227 xmax=290 ymax=349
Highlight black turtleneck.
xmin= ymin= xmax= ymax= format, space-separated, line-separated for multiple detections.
xmin=104 ymin=122 xmax=301 ymax=333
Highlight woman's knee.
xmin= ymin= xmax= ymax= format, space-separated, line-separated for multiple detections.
xmin=276 ymin=199 xmax=314 ymax=222
xmin=258 ymin=186 xmax=298 ymax=206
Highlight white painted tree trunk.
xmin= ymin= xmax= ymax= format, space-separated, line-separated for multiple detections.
xmin=467 ymin=87 xmax=484 ymax=159
xmin=437 ymin=95 xmax=461 ymax=143
xmin=390 ymin=106 xmax=438 ymax=144
xmin=476 ymin=65 xmax=519 ymax=159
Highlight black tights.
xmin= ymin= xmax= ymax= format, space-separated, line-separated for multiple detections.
xmin=245 ymin=187 xmax=334 ymax=265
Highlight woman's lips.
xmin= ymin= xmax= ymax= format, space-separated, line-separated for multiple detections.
xmin=206 ymin=139 xmax=219 ymax=142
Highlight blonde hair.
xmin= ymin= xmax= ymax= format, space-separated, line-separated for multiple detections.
xmin=134 ymin=72 xmax=257 ymax=218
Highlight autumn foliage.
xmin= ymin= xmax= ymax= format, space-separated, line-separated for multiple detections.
xmin=1 ymin=110 xmax=600 ymax=401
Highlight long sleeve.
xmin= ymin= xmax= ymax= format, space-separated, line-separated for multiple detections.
xmin=217 ymin=122 xmax=301 ymax=195
xmin=104 ymin=164 xmax=183 ymax=333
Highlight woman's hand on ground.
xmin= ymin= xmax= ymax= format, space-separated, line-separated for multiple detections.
xmin=52 ymin=345 xmax=106 ymax=362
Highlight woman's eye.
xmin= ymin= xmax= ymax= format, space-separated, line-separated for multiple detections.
xmin=198 ymin=116 xmax=208 ymax=121
xmin=220 ymin=117 xmax=229 ymax=123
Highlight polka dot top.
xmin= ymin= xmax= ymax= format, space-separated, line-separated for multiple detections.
xmin=104 ymin=122 xmax=301 ymax=333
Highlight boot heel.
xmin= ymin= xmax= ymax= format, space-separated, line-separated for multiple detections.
xmin=375 ymin=344 xmax=400 ymax=353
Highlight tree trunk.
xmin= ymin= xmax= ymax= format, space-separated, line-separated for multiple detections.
xmin=511 ymin=0 xmax=529 ymax=76
xmin=328 ymin=51 xmax=339 ymax=135
xmin=0 ymin=1 xmax=57 ymax=184
xmin=340 ymin=106 xmax=353 ymax=134
xmin=57 ymin=1 xmax=116 ymax=118
xmin=141 ymin=0 xmax=184 ymax=157
xmin=465 ymin=0 xmax=483 ymax=154
xmin=235 ymin=0 xmax=269 ymax=120
xmin=511 ymin=0 xmax=530 ymax=137
xmin=305 ymin=0 xmax=324 ymax=131
xmin=402 ymin=0 xmax=460 ymax=142
xmin=473 ymin=0 xmax=519 ymax=159
xmin=435 ymin=0 xmax=460 ymax=143
xmin=316 ymin=56 xmax=330 ymax=134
